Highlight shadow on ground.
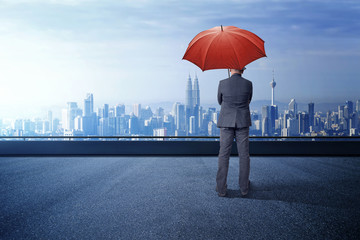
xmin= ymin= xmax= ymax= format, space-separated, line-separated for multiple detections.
xmin=226 ymin=179 xmax=358 ymax=209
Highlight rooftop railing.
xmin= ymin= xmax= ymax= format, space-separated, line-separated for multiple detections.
xmin=1 ymin=136 xmax=360 ymax=141
xmin=0 ymin=136 xmax=359 ymax=156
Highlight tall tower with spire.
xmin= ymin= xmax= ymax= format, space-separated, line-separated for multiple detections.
xmin=270 ymin=69 xmax=276 ymax=106
xmin=193 ymin=73 xmax=200 ymax=107
xmin=185 ymin=74 xmax=193 ymax=109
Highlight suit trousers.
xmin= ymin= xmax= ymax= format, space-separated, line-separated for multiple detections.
xmin=216 ymin=127 xmax=250 ymax=194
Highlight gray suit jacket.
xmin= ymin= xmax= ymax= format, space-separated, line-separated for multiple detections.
xmin=217 ymin=73 xmax=253 ymax=128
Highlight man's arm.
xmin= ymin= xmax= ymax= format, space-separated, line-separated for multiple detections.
xmin=217 ymin=81 xmax=222 ymax=105
xmin=249 ymin=82 xmax=253 ymax=104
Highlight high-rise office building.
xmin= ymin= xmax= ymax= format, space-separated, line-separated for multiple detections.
xmin=270 ymin=105 xmax=278 ymax=133
xmin=129 ymin=114 xmax=139 ymax=135
xmin=156 ymin=107 xmax=164 ymax=118
xmin=192 ymin=105 xmax=200 ymax=134
xmin=98 ymin=104 xmax=110 ymax=135
xmin=338 ymin=105 xmax=345 ymax=120
xmin=99 ymin=117 xmax=110 ymax=136
xmin=115 ymin=104 xmax=125 ymax=117
xmin=142 ymin=106 xmax=153 ymax=120
xmin=308 ymin=102 xmax=314 ymax=128
xmin=189 ymin=116 xmax=196 ymax=135
xmin=172 ymin=102 xmax=181 ymax=117
xmin=289 ymin=99 xmax=297 ymax=118
xmin=261 ymin=104 xmax=277 ymax=136
xmin=262 ymin=105 xmax=270 ymax=136
xmin=53 ymin=118 xmax=60 ymax=133
xmin=298 ymin=112 xmax=309 ymax=134
xmin=84 ymin=93 xmax=94 ymax=117
xmin=102 ymin=104 xmax=109 ymax=118
xmin=346 ymin=101 xmax=353 ymax=115
xmin=62 ymin=102 xmax=82 ymax=131
xmin=82 ymin=94 xmax=97 ymax=135
xmin=287 ymin=117 xmax=299 ymax=136
xmin=133 ymin=104 xmax=141 ymax=119
xmin=74 ymin=116 xmax=82 ymax=131
xmin=344 ymin=105 xmax=350 ymax=119
xmin=356 ymin=100 xmax=360 ymax=113
xmin=48 ymin=111 xmax=53 ymax=132
xmin=176 ymin=104 xmax=186 ymax=134
xmin=108 ymin=115 xmax=116 ymax=136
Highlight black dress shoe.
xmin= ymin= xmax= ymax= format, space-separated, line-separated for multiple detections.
xmin=218 ymin=192 xmax=227 ymax=197
xmin=216 ymin=184 xmax=227 ymax=197
xmin=241 ymin=180 xmax=250 ymax=197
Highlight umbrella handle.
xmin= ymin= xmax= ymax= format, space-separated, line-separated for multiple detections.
xmin=227 ymin=69 xmax=230 ymax=78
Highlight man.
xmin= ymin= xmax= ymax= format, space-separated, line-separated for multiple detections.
xmin=216 ymin=67 xmax=252 ymax=197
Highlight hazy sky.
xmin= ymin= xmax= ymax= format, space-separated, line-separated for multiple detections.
xmin=0 ymin=0 xmax=359 ymax=117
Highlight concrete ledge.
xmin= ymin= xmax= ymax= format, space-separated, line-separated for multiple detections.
xmin=0 ymin=140 xmax=359 ymax=156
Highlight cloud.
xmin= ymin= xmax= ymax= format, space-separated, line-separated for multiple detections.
xmin=304 ymin=50 xmax=360 ymax=56
xmin=0 ymin=0 xmax=94 ymax=5
xmin=0 ymin=0 xmax=359 ymax=116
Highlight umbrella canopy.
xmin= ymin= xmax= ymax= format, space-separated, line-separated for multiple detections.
xmin=182 ymin=26 xmax=266 ymax=71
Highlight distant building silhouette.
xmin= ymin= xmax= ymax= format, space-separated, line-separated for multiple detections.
xmin=289 ymin=99 xmax=297 ymax=118
xmin=270 ymin=69 xmax=276 ymax=106
xmin=62 ymin=102 xmax=82 ymax=131
xmin=308 ymin=102 xmax=315 ymax=130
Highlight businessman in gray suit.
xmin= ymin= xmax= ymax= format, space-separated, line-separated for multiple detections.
xmin=216 ymin=68 xmax=252 ymax=197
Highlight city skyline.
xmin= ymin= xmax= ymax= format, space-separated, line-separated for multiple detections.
xmin=0 ymin=0 xmax=359 ymax=116
xmin=1 ymin=73 xmax=359 ymax=137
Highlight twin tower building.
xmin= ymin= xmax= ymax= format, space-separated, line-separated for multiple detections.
xmin=186 ymin=74 xmax=200 ymax=112
xmin=182 ymin=74 xmax=201 ymax=135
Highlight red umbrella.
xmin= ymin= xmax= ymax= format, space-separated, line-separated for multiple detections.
xmin=182 ymin=25 xmax=266 ymax=71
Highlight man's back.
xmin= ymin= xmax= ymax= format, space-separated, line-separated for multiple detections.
xmin=217 ymin=73 xmax=252 ymax=128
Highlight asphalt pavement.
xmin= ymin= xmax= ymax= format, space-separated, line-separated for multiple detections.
xmin=1 ymin=156 xmax=359 ymax=239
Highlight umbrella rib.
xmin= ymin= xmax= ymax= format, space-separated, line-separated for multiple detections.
xmin=229 ymin=33 xmax=266 ymax=68
xmin=183 ymin=31 xmax=219 ymax=57
xmin=230 ymin=29 xmax=265 ymax=49
xmin=227 ymin=36 xmax=243 ymax=69
xmin=232 ymin=31 xmax=266 ymax=57
xmin=202 ymin=34 xmax=220 ymax=70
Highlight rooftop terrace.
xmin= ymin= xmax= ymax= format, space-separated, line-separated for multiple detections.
xmin=1 ymin=155 xmax=359 ymax=239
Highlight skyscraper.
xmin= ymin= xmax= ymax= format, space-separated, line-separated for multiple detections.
xmin=176 ymin=104 xmax=185 ymax=134
xmin=261 ymin=70 xmax=278 ymax=136
xmin=189 ymin=116 xmax=196 ymax=135
xmin=185 ymin=74 xmax=193 ymax=110
xmin=102 ymin=104 xmax=109 ymax=118
xmin=62 ymin=102 xmax=82 ymax=131
xmin=289 ymin=99 xmax=297 ymax=118
xmin=193 ymin=74 xmax=200 ymax=107
xmin=172 ymin=102 xmax=181 ymax=119
xmin=338 ymin=105 xmax=345 ymax=120
xmin=115 ymin=104 xmax=125 ymax=117
xmin=185 ymin=74 xmax=201 ymax=135
xmin=298 ymin=112 xmax=309 ymax=134
xmin=308 ymin=102 xmax=314 ymax=128
xmin=48 ymin=111 xmax=53 ymax=132
xmin=133 ymin=104 xmax=141 ymax=119
xmin=82 ymin=93 xmax=97 ymax=135
xmin=270 ymin=105 xmax=278 ymax=133
xmin=84 ymin=93 xmax=94 ymax=117
xmin=346 ymin=100 xmax=353 ymax=115
xmin=262 ymin=105 xmax=270 ymax=136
